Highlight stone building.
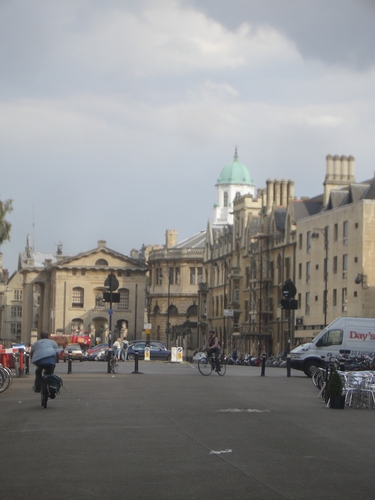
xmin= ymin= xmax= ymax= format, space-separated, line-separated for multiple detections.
xmin=147 ymin=229 xmax=205 ymax=355
xmin=18 ymin=240 xmax=148 ymax=345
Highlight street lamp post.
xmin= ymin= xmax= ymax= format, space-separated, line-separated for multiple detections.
xmin=312 ymin=227 xmax=328 ymax=327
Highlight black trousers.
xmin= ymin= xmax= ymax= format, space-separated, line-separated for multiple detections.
xmin=207 ymin=348 xmax=221 ymax=371
xmin=34 ymin=364 xmax=55 ymax=391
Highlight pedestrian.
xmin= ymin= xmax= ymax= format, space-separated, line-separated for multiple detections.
xmin=121 ymin=337 xmax=129 ymax=361
xmin=30 ymin=332 xmax=59 ymax=394
xmin=113 ymin=338 xmax=122 ymax=361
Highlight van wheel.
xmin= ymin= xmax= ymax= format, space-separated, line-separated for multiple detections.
xmin=304 ymin=361 xmax=320 ymax=377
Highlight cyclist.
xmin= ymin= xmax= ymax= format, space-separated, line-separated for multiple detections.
xmin=30 ymin=332 xmax=59 ymax=395
xmin=203 ymin=329 xmax=221 ymax=372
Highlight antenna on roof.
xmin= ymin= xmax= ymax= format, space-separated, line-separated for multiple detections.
xmin=234 ymin=145 xmax=238 ymax=160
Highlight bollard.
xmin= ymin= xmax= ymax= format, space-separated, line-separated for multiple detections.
xmin=286 ymin=354 xmax=291 ymax=377
xmin=260 ymin=354 xmax=266 ymax=376
xmin=134 ymin=352 xmax=139 ymax=373
xmin=25 ymin=351 xmax=30 ymax=375
xmin=107 ymin=348 xmax=114 ymax=374
xmin=67 ymin=350 xmax=72 ymax=374
xmin=19 ymin=348 xmax=25 ymax=377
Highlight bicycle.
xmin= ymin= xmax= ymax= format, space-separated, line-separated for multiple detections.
xmin=0 ymin=364 xmax=13 ymax=393
xmin=39 ymin=369 xmax=62 ymax=408
xmin=198 ymin=353 xmax=226 ymax=376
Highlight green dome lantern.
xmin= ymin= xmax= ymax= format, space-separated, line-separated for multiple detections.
xmin=217 ymin=148 xmax=254 ymax=185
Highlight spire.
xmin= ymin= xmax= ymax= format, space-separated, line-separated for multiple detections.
xmin=234 ymin=145 xmax=238 ymax=161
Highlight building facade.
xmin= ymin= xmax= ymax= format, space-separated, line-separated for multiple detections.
xmin=18 ymin=240 xmax=148 ymax=345
xmin=147 ymin=230 xmax=205 ymax=355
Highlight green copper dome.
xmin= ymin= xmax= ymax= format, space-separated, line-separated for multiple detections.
xmin=217 ymin=149 xmax=254 ymax=185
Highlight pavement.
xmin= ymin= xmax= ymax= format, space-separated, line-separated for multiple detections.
xmin=2 ymin=360 xmax=375 ymax=500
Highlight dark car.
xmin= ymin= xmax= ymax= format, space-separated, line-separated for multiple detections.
xmin=63 ymin=343 xmax=83 ymax=362
xmin=127 ymin=341 xmax=171 ymax=361
xmin=86 ymin=344 xmax=109 ymax=360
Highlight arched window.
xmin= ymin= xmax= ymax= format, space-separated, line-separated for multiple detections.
xmin=72 ymin=287 xmax=84 ymax=308
xmin=153 ymin=305 xmax=160 ymax=314
xmin=168 ymin=305 xmax=178 ymax=315
xmin=186 ymin=305 xmax=197 ymax=317
xmin=118 ymin=288 xmax=129 ymax=309
xmin=95 ymin=259 xmax=108 ymax=266
xmin=223 ymin=192 xmax=228 ymax=207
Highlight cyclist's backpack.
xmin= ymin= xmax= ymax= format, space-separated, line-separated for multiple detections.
xmin=49 ymin=374 xmax=63 ymax=394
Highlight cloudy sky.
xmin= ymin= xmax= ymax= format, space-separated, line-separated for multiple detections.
xmin=1 ymin=0 xmax=374 ymax=272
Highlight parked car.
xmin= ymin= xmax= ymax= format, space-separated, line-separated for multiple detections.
xmin=126 ymin=341 xmax=171 ymax=361
xmin=63 ymin=343 xmax=83 ymax=362
xmin=86 ymin=344 xmax=109 ymax=360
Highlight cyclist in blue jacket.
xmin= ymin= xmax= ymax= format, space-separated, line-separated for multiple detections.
xmin=30 ymin=332 xmax=59 ymax=393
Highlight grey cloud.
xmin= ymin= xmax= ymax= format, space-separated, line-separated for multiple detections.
xmin=183 ymin=0 xmax=375 ymax=70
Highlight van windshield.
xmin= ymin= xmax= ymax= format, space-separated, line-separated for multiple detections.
xmin=315 ymin=329 xmax=343 ymax=347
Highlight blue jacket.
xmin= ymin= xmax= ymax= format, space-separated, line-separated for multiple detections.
xmin=30 ymin=339 xmax=59 ymax=365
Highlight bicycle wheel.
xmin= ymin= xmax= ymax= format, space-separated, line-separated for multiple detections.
xmin=217 ymin=361 xmax=226 ymax=376
xmin=0 ymin=367 xmax=11 ymax=393
xmin=198 ymin=357 xmax=212 ymax=376
xmin=41 ymin=377 xmax=48 ymax=408
xmin=110 ymin=358 xmax=118 ymax=374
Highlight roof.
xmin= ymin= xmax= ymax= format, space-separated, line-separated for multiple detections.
xmin=217 ymin=150 xmax=254 ymax=186
xmin=172 ymin=231 xmax=206 ymax=249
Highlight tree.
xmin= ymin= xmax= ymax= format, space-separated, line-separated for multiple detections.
xmin=0 ymin=198 xmax=13 ymax=246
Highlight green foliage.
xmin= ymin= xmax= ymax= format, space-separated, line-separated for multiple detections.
xmin=328 ymin=368 xmax=343 ymax=397
xmin=0 ymin=198 xmax=13 ymax=246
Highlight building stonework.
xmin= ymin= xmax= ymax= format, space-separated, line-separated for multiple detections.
xmin=18 ymin=241 xmax=147 ymax=345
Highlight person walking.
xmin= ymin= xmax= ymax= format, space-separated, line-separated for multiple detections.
xmin=113 ymin=338 xmax=122 ymax=361
xmin=30 ymin=332 xmax=59 ymax=393
xmin=121 ymin=337 xmax=129 ymax=361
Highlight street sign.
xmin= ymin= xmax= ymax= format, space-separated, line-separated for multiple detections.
xmin=108 ymin=309 xmax=113 ymax=315
xmin=103 ymin=292 xmax=120 ymax=303
xmin=282 ymin=279 xmax=297 ymax=299
xmin=224 ymin=309 xmax=234 ymax=317
xmin=104 ymin=273 xmax=119 ymax=292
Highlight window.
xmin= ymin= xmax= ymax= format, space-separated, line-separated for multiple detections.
xmin=11 ymin=323 xmax=22 ymax=335
xmin=156 ymin=268 xmax=162 ymax=285
xmin=333 ymin=256 xmax=338 ymax=274
xmin=342 ymin=288 xmax=347 ymax=312
xmin=298 ymin=233 xmax=302 ymax=250
xmin=298 ymin=293 xmax=301 ymax=309
xmin=118 ymin=288 xmax=129 ymax=309
xmin=298 ymin=263 xmax=302 ymax=280
xmin=342 ymin=254 xmax=348 ymax=278
xmin=190 ymin=267 xmax=196 ymax=285
xmin=306 ymin=231 xmax=311 ymax=254
xmin=317 ymin=329 xmax=343 ymax=347
xmin=306 ymin=262 xmax=311 ymax=284
xmin=285 ymin=257 xmax=291 ymax=280
xmin=197 ymin=267 xmax=203 ymax=283
xmin=14 ymin=290 xmax=22 ymax=301
xmin=95 ymin=259 xmax=108 ymax=266
xmin=305 ymin=292 xmax=310 ymax=315
xmin=269 ymin=261 xmax=274 ymax=283
xmin=333 ymin=289 xmax=337 ymax=306
xmin=223 ymin=192 xmax=228 ymax=207
xmin=72 ymin=287 xmax=84 ymax=308
xmin=334 ymin=223 xmax=338 ymax=241
xmin=81 ymin=269 xmax=85 ymax=276
xmin=343 ymin=220 xmax=348 ymax=245
xmin=72 ymin=269 xmax=77 ymax=276
xmin=11 ymin=306 xmax=22 ymax=318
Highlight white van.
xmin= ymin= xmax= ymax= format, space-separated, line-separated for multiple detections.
xmin=290 ymin=317 xmax=375 ymax=376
